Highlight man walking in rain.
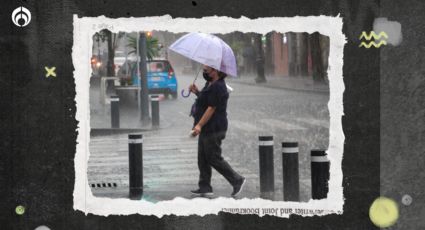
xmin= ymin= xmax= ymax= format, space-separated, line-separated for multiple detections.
xmin=189 ymin=65 xmax=246 ymax=197
xmin=168 ymin=32 xmax=244 ymax=197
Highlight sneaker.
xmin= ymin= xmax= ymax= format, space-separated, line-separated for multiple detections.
xmin=231 ymin=177 xmax=246 ymax=197
xmin=191 ymin=188 xmax=214 ymax=197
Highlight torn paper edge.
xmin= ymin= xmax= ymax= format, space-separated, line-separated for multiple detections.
xmin=72 ymin=15 xmax=346 ymax=218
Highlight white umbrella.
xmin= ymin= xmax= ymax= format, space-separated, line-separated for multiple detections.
xmin=169 ymin=32 xmax=237 ymax=77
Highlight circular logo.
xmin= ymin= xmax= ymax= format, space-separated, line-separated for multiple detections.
xmin=369 ymin=197 xmax=399 ymax=228
xmin=15 ymin=205 xmax=25 ymax=215
xmin=11 ymin=6 xmax=31 ymax=27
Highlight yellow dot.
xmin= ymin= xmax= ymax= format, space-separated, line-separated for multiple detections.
xmin=15 ymin=205 xmax=25 ymax=215
xmin=369 ymin=197 xmax=399 ymax=228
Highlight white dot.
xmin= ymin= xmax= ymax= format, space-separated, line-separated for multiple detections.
xmin=401 ymin=194 xmax=412 ymax=206
xmin=35 ymin=226 xmax=50 ymax=230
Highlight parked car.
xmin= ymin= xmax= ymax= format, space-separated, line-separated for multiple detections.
xmin=114 ymin=51 xmax=137 ymax=75
xmin=117 ymin=59 xmax=178 ymax=99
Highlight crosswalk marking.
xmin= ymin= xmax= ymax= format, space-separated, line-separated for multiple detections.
xmin=89 ymin=158 xmax=197 ymax=167
xmin=90 ymin=146 xmax=198 ymax=152
xmin=88 ymin=133 xmax=258 ymax=198
xmin=88 ymin=167 xmax=256 ymax=180
xmin=90 ymin=135 xmax=197 ymax=143
xmin=89 ymin=153 xmax=196 ymax=161
xmin=88 ymin=148 xmax=197 ymax=155
xmin=89 ymin=175 xmax=258 ymax=187
xmin=91 ymin=140 xmax=198 ymax=146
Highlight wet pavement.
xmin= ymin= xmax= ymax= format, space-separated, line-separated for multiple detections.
xmin=87 ymin=74 xmax=330 ymax=202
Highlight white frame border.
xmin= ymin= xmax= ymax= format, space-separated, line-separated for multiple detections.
xmin=72 ymin=15 xmax=346 ymax=218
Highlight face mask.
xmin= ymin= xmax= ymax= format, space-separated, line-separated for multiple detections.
xmin=203 ymin=72 xmax=213 ymax=82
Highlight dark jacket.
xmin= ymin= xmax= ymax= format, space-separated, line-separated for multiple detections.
xmin=193 ymin=78 xmax=229 ymax=134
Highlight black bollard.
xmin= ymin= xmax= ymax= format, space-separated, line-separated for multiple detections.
xmin=311 ymin=150 xmax=330 ymax=199
xmin=282 ymin=142 xmax=299 ymax=201
xmin=129 ymin=134 xmax=143 ymax=199
xmin=150 ymin=95 xmax=160 ymax=128
xmin=259 ymin=136 xmax=274 ymax=200
xmin=110 ymin=95 xmax=120 ymax=128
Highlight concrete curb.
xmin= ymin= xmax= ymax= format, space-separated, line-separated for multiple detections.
xmin=91 ymin=128 xmax=151 ymax=137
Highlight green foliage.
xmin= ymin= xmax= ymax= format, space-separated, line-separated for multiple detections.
xmin=127 ymin=34 xmax=161 ymax=60
xmin=229 ymin=40 xmax=245 ymax=55
xmin=93 ymin=30 xmax=126 ymax=76
xmin=93 ymin=29 xmax=125 ymax=48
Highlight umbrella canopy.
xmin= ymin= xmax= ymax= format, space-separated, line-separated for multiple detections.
xmin=169 ymin=32 xmax=237 ymax=77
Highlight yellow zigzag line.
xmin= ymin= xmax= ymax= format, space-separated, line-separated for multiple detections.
xmin=359 ymin=40 xmax=387 ymax=48
xmin=359 ymin=31 xmax=388 ymax=40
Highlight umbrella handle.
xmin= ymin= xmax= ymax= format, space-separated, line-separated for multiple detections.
xmin=181 ymin=67 xmax=201 ymax=98
xmin=181 ymin=89 xmax=191 ymax=98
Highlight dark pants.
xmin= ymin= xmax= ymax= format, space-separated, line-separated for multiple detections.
xmin=197 ymin=131 xmax=243 ymax=191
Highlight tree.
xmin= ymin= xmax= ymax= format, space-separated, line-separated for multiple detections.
xmin=309 ymin=32 xmax=325 ymax=82
xmin=287 ymin=32 xmax=297 ymax=76
xmin=229 ymin=40 xmax=244 ymax=74
xmin=254 ymin=34 xmax=266 ymax=83
xmin=264 ymin=32 xmax=273 ymax=76
xmin=126 ymin=34 xmax=162 ymax=60
xmin=95 ymin=29 xmax=125 ymax=76
xmin=138 ymin=33 xmax=150 ymax=124
xmin=93 ymin=32 xmax=107 ymax=76
xmin=296 ymin=33 xmax=309 ymax=77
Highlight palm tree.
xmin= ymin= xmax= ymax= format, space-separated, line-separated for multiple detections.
xmin=94 ymin=29 xmax=125 ymax=76
xmin=127 ymin=34 xmax=161 ymax=60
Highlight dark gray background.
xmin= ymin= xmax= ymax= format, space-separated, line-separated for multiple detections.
xmin=0 ymin=0 xmax=422 ymax=229
xmin=380 ymin=0 xmax=425 ymax=229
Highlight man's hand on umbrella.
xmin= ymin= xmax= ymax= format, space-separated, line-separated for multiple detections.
xmin=189 ymin=84 xmax=199 ymax=95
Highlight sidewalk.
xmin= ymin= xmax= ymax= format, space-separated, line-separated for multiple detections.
xmin=227 ymin=75 xmax=329 ymax=94
xmin=88 ymin=131 xmax=267 ymax=201
xmin=90 ymin=82 xmax=153 ymax=130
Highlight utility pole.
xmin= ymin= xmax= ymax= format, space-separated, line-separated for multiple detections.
xmin=105 ymin=30 xmax=115 ymax=77
xmin=139 ymin=32 xmax=150 ymax=124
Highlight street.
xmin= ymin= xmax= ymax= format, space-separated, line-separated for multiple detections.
xmin=88 ymin=74 xmax=330 ymax=202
